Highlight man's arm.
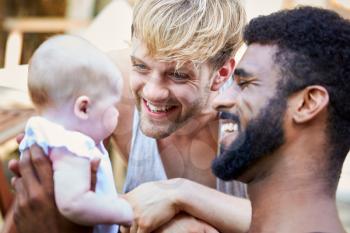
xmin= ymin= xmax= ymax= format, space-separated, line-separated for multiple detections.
xmin=124 ymin=178 xmax=251 ymax=233
xmin=9 ymin=145 xmax=97 ymax=233
xmin=121 ymin=212 xmax=219 ymax=233
xmin=174 ymin=179 xmax=251 ymax=233
xmin=154 ymin=213 xmax=219 ymax=233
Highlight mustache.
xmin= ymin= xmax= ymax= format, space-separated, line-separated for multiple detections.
xmin=219 ymin=112 xmax=239 ymax=121
xmin=219 ymin=111 xmax=241 ymax=128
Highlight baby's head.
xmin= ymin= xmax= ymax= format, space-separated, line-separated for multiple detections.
xmin=28 ymin=35 xmax=123 ymax=143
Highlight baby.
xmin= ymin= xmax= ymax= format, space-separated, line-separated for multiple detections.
xmin=19 ymin=35 xmax=133 ymax=233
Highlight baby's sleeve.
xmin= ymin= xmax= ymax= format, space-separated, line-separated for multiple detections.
xmin=19 ymin=117 xmax=51 ymax=156
xmin=18 ymin=117 xmax=99 ymax=160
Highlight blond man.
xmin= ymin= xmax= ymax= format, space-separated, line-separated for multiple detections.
xmin=11 ymin=1 xmax=251 ymax=233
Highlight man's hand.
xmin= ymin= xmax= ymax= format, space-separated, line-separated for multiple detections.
xmin=121 ymin=179 xmax=185 ymax=233
xmin=9 ymin=144 xmax=99 ymax=233
xmin=121 ymin=213 xmax=218 ymax=233
xmin=154 ymin=213 xmax=219 ymax=233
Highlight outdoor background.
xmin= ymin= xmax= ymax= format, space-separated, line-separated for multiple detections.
xmin=0 ymin=0 xmax=349 ymax=231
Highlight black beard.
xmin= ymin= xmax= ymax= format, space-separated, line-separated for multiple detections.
xmin=212 ymin=93 xmax=287 ymax=181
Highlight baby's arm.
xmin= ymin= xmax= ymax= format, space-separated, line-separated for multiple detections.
xmin=49 ymin=147 xmax=133 ymax=226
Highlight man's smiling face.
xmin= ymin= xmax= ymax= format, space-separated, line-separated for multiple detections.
xmin=212 ymin=44 xmax=288 ymax=182
xmin=129 ymin=38 xmax=214 ymax=139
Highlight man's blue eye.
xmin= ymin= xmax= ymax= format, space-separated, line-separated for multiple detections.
xmin=133 ymin=63 xmax=148 ymax=70
xmin=169 ymin=72 xmax=189 ymax=81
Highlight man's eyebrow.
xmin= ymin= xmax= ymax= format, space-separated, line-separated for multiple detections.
xmin=233 ymin=68 xmax=254 ymax=78
xmin=130 ymin=55 xmax=145 ymax=64
xmin=174 ymin=65 xmax=197 ymax=76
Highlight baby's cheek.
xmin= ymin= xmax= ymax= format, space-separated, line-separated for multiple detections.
xmin=102 ymin=107 xmax=119 ymax=134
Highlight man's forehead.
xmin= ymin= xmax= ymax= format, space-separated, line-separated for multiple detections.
xmin=131 ymin=38 xmax=205 ymax=73
xmin=236 ymin=44 xmax=278 ymax=75
xmin=131 ymin=38 xmax=146 ymax=57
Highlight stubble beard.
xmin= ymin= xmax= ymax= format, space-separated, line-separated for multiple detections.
xmin=136 ymin=92 xmax=209 ymax=139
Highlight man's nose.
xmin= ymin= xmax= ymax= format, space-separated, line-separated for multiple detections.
xmin=212 ymin=85 xmax=238 ymax=111
xmin=142 ymin=76 xmax=169 ymax=102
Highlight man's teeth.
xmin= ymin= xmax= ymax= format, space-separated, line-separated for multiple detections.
xmin=146 ymin=102 xmax=172 ymax=112
xmin=222 ymin=123 xmax=238 ymax=133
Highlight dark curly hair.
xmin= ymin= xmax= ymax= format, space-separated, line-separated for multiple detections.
xmin=244 ymin=6 xmax=350 ymax=187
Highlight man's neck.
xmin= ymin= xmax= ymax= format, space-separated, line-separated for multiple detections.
xmin=157 ymin=115 xmax=219 ymax=187
xmin=247 ymin=160 xmax=345 ymax=233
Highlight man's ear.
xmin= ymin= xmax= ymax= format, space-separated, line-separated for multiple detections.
xmin=210 ymin=58 xmax=235 ymax=91
xmin=74 ymin=96 xmax=90 ymax=120
xmin=291 ymin=86 xmax=329 ymax=123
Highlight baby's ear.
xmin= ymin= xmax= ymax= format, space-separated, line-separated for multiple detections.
xmin=74 ymin=96 xmax=90 ymax=120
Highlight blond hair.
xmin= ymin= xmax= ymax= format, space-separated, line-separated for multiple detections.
xmin=28 ymin=35 xmax=122 ymax=110
xmin=132 ymin=0 xmax=246 ymax=69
